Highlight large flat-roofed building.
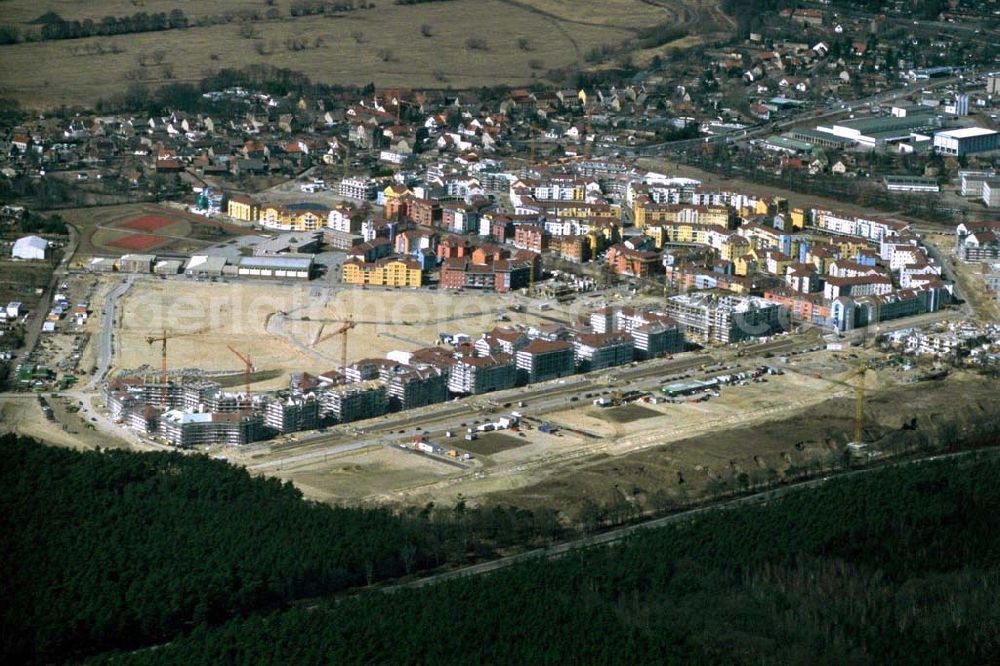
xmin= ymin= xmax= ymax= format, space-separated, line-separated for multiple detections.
xmin=666 ymin=294 xmax=786 ymax=344
xmin=237 ymin=255 xmax=313 ymax=279
xmin=815 ymin=111 xmax=940 ymax=149
xmin=884 ymin=176 xmax=940 ymax=193
xmin=119 ymin=254 xmax=156 ymax=273
xmin=933 ymin=127 xmax=999 ymax=156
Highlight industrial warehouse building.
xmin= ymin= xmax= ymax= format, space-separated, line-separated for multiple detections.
xmin=237 ymin=255 xmax=313 ymax=279
xmin=933 ymin=127 xmax=999 ymax=156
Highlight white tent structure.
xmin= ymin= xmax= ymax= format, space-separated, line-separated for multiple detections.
xmin=12 ymin=235 xmax=47 ymax=260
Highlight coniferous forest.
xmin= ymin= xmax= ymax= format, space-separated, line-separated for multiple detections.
xmin=3 ymin=434 xmax=1000 ymax=664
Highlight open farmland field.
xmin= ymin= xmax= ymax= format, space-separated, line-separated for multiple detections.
xmin=0 ymin=0 xmax=710 ymax=109
xmin=58 ymin=204 xmax=253 ymax=263
xmin=110 ymin=280 xmax=572 ymax=390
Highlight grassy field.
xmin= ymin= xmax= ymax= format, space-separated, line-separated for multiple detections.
xmin=0 ymin=259 xmax=53 ymax=309
xmin=0 ymin=0 xmax=697 ymax=109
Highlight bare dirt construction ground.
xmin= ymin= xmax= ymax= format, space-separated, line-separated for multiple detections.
xmin=922 ymin=231 xmax=1000 ymax=324
xmin=0 ymin=395 xmax=113 ymax=450
xmin=258 ymin=357 xmax=1000 ymax=516
xmin=58 ymin=204 xmax=253 ymax=265
xmin=258 ymin=366 xmax=862 ymax=504
xmin=483 ymin=371 xmax=1000 ymax=516
xmin=110 ymin=279 xmax=570 ymax=390
xmin=0 ymin=0 xmax=704 ymax=109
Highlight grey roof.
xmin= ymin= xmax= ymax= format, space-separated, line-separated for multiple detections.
xmin=238 ymin=255 xmax=313 ymax=270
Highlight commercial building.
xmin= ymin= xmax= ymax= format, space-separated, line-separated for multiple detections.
xmin=515 ymin=339 xmax=575 ymax=383
xmin=815 ymin=110 xmax=941 ymax=149
xmin=933 ymin=127 xmax=999 ymax=156
xmin=666 ymin=294 xmax=786 ymax=344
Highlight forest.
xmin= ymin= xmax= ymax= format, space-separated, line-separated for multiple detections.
xmin=0 ymin=436 xmax=563 ymax=664
xmin=98 ymin=449 xmax=1000 ymax=665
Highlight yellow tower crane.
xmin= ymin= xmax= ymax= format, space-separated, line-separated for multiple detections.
xmin=312 ymin=317 xmax=357 ymax=369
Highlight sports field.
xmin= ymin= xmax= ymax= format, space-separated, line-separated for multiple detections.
xmin=58 ymin=204 xmax=253 ymax=263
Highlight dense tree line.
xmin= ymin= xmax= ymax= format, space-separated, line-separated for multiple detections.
xmin=16 ymin=211 xmax=69 ymax=235
xmin=289 ymin=0 xmax=376 ymax=17
xmin=12 ymin=10 xmax=191 ymax=42
xmin=0 ymin=436 xmax=564 ymax=663
xmin=678 ymin=148 xmax=957 ymax=223
xmin=100 ymin=448 xmax=1000 ymax=664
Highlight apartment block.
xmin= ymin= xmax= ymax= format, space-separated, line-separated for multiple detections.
xmin=666 ymin=294 xmax=786 ymax=344
xmin=264 ymin=394 xmax=320 ymax=433
xmin=319 ymin=381 xmax=388 ymax=423
xmin=573 ymin=332 xmax=635 ymax=372
xmin=515 ymin=339 xmax=575 ymax=383
xmin=448 ymin=353 xmax=518 ymax=395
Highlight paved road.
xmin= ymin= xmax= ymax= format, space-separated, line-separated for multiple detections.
xmin=87 ymin=276 xmax=134 ymax=391
xmin=391 ymin=446 xmax=1000 ymax=591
